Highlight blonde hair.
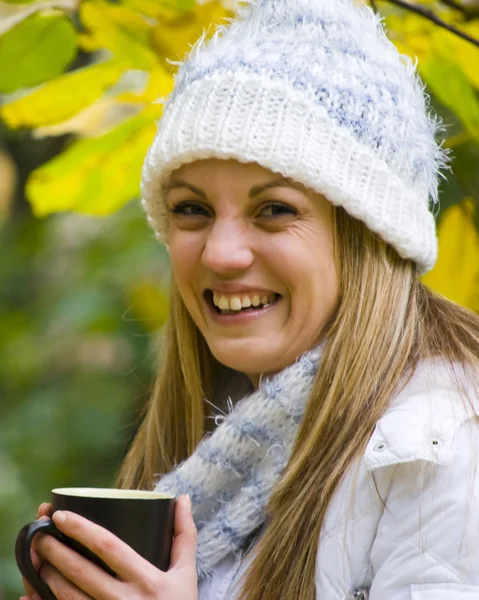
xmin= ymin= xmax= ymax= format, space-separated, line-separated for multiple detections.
xmin=116 ymin=205 xmax=479 ymax=600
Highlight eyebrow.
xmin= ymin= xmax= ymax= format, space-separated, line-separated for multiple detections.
xmin=162 ymin=176 xmax=305 ymax=199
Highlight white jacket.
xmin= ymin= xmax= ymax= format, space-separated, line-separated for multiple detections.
xmin=198 ymin=357 xmax=479 ymax=600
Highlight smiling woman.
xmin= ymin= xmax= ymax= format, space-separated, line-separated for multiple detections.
xmin=24 ymin=0 xmax=479 ymax=599
xmin=164 ymin=159 xmax=338 ymax=382
xmin=121 ymin=0 xmax=479 ymax=598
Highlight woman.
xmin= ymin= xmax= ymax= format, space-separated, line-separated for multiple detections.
xmin=24 ymin=0 xmax=479 ymax=598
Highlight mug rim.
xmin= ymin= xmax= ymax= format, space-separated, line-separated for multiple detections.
xmin=52 ymin=487 xmax=175 ymax=500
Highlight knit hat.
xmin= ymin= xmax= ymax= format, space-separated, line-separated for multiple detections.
xmin=140 ymin=0 xmax=448 ymax=274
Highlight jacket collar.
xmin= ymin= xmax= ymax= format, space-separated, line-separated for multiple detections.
xmin=364 ymin=357 xmax=479 ymax=471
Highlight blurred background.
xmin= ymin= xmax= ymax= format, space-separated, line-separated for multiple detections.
xmin=0 ymin=0 xmax=478 ymax=597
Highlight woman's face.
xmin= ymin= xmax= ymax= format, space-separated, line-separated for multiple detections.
xmin=165 ymin=159 xmax=339 ymax=386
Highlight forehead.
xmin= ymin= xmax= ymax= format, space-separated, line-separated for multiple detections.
xmin=163 ymin=158 xmax=310 ymax=197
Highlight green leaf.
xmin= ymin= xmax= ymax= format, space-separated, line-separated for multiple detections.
xmin=432 ymin=26 xmax=479 ymax=92
xmin=420 ymin=57 xmax=479 ymax=140
xmin=26 ymin=109 xmax=157 ymax=217
xmin=452 ymin=142 xmax=479 ymax=202
xmin=0 ymin=59 xmax=125 ymax=128
xmin=0 ymin=10 xmax=77 ymax=93
xmin=118 ymin=0 xmax=194 ymax=18
xmin=165 ymin=0 xmax=195 ymax=13
xmin=437 ymin=172 xmax=463 ymax=222
xmin=450 ymin=141 xmax=479 ymax=232
xmin=0 ymin=0 xmax=77 ymax=35
xmin=1 ymin=0 xmax=37 ymax=4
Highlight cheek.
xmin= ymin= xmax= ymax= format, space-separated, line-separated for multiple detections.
xmin=282 ymin=235 xmax=338 ymax=313
xmin=168 ymin=233 xmax=203 ymax=288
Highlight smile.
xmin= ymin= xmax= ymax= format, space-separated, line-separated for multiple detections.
xmin=204 ymin=290 xmax=282 ymax=316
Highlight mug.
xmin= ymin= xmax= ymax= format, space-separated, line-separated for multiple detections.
xmin=15 ymin=487 xmax=176 ymax=600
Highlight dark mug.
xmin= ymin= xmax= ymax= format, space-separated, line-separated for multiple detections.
xmin=15 ymin=487 xmax=176 ymax=600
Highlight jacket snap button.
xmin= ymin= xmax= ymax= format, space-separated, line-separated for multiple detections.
xmin=431 ymin=438 xmax=442 ymax=447
xmin=348 ymin=589 xmax=369 ymax=599
xmin=373 ymin=442 xmax=386 ymax=452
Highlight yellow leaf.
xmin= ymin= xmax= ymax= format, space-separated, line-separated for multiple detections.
xmin=77 ymin=31 xmax=103 ymax=52
xmin=432 ymin=25 xmax=479 ymax=91
xmin=32 ymin=97 xmax=139 ymax=137
xmin=0 ymin=60 xmax=125 ymax=128
xmin=26 ymin=108 xmax=158 ymax=217
xmin=152 ymin=1 xmax=232 ymax=72
xmin=142 ymin=65 xmax=174 ymax=102
xmin=126 ymin=280 xmax=170 ymax=332
xmin=421 ymin=199 xmax=479 ymax=312
xmin=115 ymin=65 xmax=174 ymax=104
xmin=119 ymin=0 xmax=176 ymax=19
xmin=384 ymin=12 xmax=435 ymax=62
xmin=79 ymin=0 xmax=158 ymax=70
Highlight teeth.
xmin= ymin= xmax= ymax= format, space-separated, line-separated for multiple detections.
xmin=218 ymin=295 xmax=230 ymax=310
xmin=229 ymin=296 xmax=242 ymax=311
xmin=241 ymin=296 xmax=251 ymax=308
xmin=211 ymin=291 xmax=277 ymax=311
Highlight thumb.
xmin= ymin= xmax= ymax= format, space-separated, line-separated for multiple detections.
xmin=169 ymin=495 xmax=198 ymax=570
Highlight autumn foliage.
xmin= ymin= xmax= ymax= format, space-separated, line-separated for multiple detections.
xmin=0 ymin=0 xmax=478 ymax=311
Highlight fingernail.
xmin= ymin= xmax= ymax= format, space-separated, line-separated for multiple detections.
xmin=183 ymin=494 xmax=191 ymax=509
xmin=32 ymin=594 xmax=42 ymax=600
xmin=53 ymin=510 xmax=66 ymax=524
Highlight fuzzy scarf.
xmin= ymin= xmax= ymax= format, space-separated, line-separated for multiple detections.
xmin=154 ymin=344 xmax=324 ymax=580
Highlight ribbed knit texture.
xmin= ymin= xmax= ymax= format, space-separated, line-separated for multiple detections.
xmin=154 ymin=344 xmax=323 ymax=580
xmin=141 ymin=0 xmax=448 ymax=274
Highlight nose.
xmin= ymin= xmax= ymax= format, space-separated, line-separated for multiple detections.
xmin=201 ymin=218 xmax=254 ymax=275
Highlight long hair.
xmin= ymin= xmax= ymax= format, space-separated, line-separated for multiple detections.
xmin=115 ymin=205 xmax=479 ymax=599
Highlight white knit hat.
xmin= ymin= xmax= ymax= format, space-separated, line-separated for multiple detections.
xmin=140 ymin=0 xmax=448 ymax=274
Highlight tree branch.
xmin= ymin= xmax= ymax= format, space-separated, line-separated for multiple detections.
xmin=439 ymin=0 xmax=468 ymax=12
xmin=383 ymin=0 xmax=479 ymax=47
xmin=438 ymin=0 xmax=479 ymax=20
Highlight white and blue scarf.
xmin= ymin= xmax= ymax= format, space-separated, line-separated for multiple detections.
xmin=154 ymin=344 xmax=324 ymax=580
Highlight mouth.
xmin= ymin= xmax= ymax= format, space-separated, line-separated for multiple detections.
xmin=203 ymin=289 xmax=282 ymax=316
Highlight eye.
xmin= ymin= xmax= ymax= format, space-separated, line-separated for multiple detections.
xmin=258 ymin=202 xmax=297 ymax=218
xmin=170 ymin=201 xmax=211 ymax=218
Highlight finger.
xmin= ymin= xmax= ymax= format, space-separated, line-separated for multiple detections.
xmin=50 ymin=511 xmax=155 ymax=584
xmin=22 ymin=572 xmax=37 ymax=598
xmin=40 ymin=561 xmax=93 ymax=600
xmin=22 ymin=575 xmax=36 ymax=597
xmin=169 ymin=495 xmax=197 ymax=570
xmin=36 ymin=503 xmax=52 ymax=519
xmin=36 ymin=533 xmax=122 ymax=600
xmin=31 ymin=518 xmax=50 ymax=553
xmin=22 ymin=542 xmax=43 ymax=595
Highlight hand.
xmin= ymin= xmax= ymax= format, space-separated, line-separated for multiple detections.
xmin=21 ymin=502 xmax=53 ymax=599
xmin=22 ymin=494 xmax=198 ymax=600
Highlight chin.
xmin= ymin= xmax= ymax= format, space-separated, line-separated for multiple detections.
xmin=208 ymin=338 xmax=292 ymax=378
